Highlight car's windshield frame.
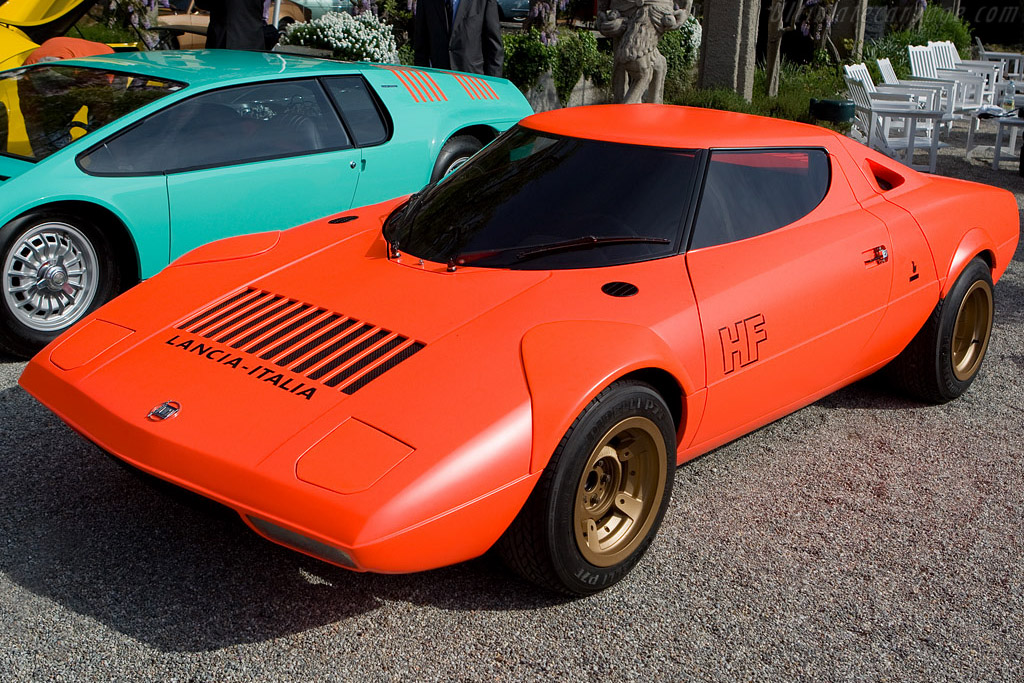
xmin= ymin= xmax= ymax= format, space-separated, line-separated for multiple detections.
xmin=384 ymin=127 xmax=705 ymax=271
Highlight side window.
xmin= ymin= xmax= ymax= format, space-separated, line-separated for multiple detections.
xmin=79 ymin=79 xmax=351 ymax=175
xmin=690 ymin=149 xmax=830 ymax=250
xmin=323 ymin=76 xmax=389 ymax=147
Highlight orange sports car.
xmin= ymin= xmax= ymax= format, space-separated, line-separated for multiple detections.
xmin=19 ymin=105 xmax=1020 ymax=595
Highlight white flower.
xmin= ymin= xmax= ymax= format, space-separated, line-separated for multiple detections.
xmin=281 ymin=11 xmax=397 ymax=63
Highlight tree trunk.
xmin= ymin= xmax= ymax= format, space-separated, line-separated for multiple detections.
xmin=852 ymin=0 xmax=869 ymax=61
xmin=765 ymin=0 xmax=785 ymax=97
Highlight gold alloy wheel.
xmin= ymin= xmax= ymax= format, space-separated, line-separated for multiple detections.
xmin=951 ymin=279 xmax=993 ymax=382
xmin=574 ymin=416 xmax=667 ymax=568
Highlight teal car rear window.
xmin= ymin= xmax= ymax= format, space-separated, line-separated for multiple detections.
xmin=0 ymin=65 xmax=183 ymax=162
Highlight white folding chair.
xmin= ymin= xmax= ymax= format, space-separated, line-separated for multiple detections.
xmin=928 ymin=40 xmax=999 ymax=102
xmin=908 ymin=45 xmax=986 ymax=114
xmin=845 ymin=76 xmax=945 ymax=173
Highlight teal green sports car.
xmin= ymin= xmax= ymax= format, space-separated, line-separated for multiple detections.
xmin=0 ymin=50 xmax=531 ymax=356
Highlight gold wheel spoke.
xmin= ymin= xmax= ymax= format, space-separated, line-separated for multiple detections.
xmin=581 ymin=518 xmax=601 ymax=553
xmin=614 ymin=492 xmax=643 ymax=521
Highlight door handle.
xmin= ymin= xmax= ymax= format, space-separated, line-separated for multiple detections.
xmin=863 ymin=245 xmax=889 ymax=266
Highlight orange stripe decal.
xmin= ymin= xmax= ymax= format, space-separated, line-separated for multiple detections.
xmin=477 ymin=77 xmax=499 ymax=99
xmin=374 ymin=65 xmax=448 ymax=102
xmin=455 ymin=74 xmax=499 ymax=100
xmin=410 ymin=69 xmax=446 ymax=102
xmin=390 ymin=69 xmax=422 ymax=102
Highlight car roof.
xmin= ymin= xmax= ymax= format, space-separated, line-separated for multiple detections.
xmin=521 ymin=104 xmax=842 ymax=149
xmin=50 ymin=49 xmax=382 ymax=87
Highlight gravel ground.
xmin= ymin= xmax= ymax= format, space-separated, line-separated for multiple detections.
xmin=1 ymin=121 xmax=1022 ymax=682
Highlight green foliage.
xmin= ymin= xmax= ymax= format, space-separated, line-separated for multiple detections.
xmin=551 ymin=30 xmax=601 ymax=103
xmin=397 ymin=42 xmax=415 ymax=66
xmin=502 ymin=30 xmax=552 ymax=91
xmin=667 ymin=86 xmax=754 ymax=114
xmin=72 ymin=21 xmax=139 ymax=44
xmin=920 ymin=4 xmax=972 ymax=54
xmin=666 ymin=60 xmax=849 ymax=132
xmin=504 ymin=29 xmax=608 ymax=103
xmin=752 ymin=61 xmax=845 ymax=124
xmin=864 ymin=6 xmax=973 ymax=79
xmin=659 ymin=15 xmax=702 ymax=102
xmin=378 ymin=0 xmax=414 ymax=49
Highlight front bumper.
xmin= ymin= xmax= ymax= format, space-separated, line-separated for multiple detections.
xmin=20 ymin=357 xmax=539 ymax=574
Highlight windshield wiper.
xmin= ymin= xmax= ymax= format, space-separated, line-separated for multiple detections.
xmin=513 ymin=235 xmax=671 ymax=262
xmin=454 ymin=235 xmax=671 ymax=266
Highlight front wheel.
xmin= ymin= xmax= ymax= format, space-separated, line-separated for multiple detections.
xmin=0 ymin=212 xmax=119 ymax=357
xmin=887 ymin=256 xmax=994 ymax=403
xmin=498 ymin=380 xmax=676 ymax=595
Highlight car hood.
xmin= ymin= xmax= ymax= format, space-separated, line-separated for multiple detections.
xmin=31 ymin=204 xmax=551 ymax=468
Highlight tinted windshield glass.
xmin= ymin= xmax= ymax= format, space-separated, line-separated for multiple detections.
xmin=385 ymin=128 xmax=698 ymax=270
xmin=0 ymin=65 xmax=182 ymax=162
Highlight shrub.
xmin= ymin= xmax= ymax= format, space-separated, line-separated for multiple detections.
xmin=864 ymin=5 xmax=973 ymax=79
xmin=551 ymin=30 xmax=603 ymax=102
xmin=659 ymin=14 xmax=702 ymax=102
xmin=280 ymin=11 xmax=398 ymax=62
xmin=502 ymin=30 xmax=552 ymax=91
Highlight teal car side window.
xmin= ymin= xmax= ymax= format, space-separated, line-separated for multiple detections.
xmin=79 ymin=78 xmax=353 ymax=176
xmin=322 ymin=76 xmax=390 ymax=147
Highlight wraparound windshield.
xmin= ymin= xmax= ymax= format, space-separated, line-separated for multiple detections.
xmin=0 ymin=65 xmax=183 ymax=162
xmin=384 ymin=127 xmax=699 ymax=270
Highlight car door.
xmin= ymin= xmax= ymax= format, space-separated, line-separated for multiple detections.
xmin=684 ymin=149 xmax=893 ymax=448
xmin=163 ymin=79 xmax=362 ymax=261
xmin=321 ymin=75 xmax=412 ymax=208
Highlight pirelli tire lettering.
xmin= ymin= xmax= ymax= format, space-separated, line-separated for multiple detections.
xmin=164 ymin=334 xmax=317 ymax=400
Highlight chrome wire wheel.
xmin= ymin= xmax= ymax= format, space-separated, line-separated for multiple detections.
xmin=950 ymin=279 xmax=993 ymax=382
xmin=3 ymin=221 xmax=99 ymax=332
xmin=574 ymin=416 xmax=668 ymax=568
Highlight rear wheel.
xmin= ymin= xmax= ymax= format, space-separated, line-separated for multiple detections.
xmin=0 ymin=211 xmax=119 ymax=357
xmin=499 ymin=380 xmax=675 ymax=595
xmin=887 ymin=257 xmax=994 ymax=403
xmin=430 ymin=135 xmax=483 ymax=182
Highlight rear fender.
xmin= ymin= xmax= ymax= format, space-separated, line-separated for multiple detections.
xmin=521 ymin=321 xmax=696 ymax=474
xmin=942 ymin=227 xmax=997 ymax=296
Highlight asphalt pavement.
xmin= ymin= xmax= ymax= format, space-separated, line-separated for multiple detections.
xmin=1 ymin=123 xmax=1022 ymax=681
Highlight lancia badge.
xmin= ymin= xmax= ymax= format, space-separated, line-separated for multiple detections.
xmin=147 ymin=401 xmax=181 ymax=421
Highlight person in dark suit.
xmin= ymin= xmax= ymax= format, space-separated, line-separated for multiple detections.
xmin=204 ymin=0 xmax=265 ymax=50
xmin=414 ymin=0 xmax=504 ymax=77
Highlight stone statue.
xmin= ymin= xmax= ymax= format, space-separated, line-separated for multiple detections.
xmin=596 ymin=0 xmax=691 ymax=104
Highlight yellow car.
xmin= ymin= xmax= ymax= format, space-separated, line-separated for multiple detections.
xmin=0 ymin=0 xmax=102 ymax=69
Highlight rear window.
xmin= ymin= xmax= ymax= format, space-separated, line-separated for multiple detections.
xmin=0 ymin=65 xmax=182 ymax=162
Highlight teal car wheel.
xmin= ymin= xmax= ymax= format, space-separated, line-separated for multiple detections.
xmin=0 ymin=212 xmax=118 ymax=357
xmin=431 ymin=136 xmax=483 ymax=182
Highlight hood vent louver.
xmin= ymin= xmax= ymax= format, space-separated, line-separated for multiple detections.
xmin=175 ymin=288 xmax=424 ymax=395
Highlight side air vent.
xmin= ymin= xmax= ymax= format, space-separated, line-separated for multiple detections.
xmin=601 ymin=281 xmax=638 ymax=297
xmin=176 ymin=288 xmax=424 ymax=395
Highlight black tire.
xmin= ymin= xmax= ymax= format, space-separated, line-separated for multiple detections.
xmin=0 ymin=211 xmax=119 ymax=358
xmin=430 ymin=135 xmax=483 ymax=182
xmin=887 ymin=257 xmax=994 ymax=403
xmin=498 ymin=380 xmax=676 ymax=596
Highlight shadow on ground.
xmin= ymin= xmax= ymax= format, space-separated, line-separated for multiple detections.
xmin=0 ymin=385 xmax=564 ymax=653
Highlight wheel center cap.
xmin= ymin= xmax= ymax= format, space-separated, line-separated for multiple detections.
xmin=38 ymin=264 xmax=69 ymax=291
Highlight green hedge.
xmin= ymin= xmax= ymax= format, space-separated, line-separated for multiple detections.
xmin=864 ymin=6 xmax=973 ymax=80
